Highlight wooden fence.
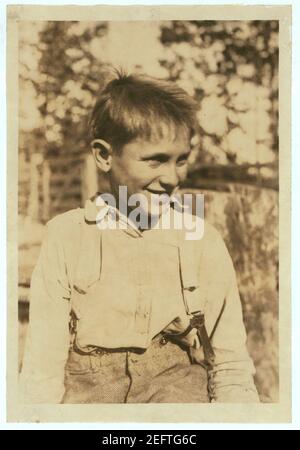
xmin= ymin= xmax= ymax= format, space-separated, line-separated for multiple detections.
xmin=19 ymin=152 xmax=99 ymax=222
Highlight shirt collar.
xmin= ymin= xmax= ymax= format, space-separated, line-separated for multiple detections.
xmin=84 ymin=193 xmax=142 ymax=237
xmin=84 ymin=192 xmax=186 ymax=237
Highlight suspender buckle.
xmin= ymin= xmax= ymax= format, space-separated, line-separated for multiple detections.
xmin=190 ymin=311 xmax=215 ymax=370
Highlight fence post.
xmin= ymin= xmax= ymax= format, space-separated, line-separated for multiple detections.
xmin=27 ymin=153 xmax=43 ymax=221
xmin=42 ymin=160 xmax=51 ymax=222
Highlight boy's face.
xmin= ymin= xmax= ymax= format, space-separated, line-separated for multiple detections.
xmin=108 ymin=128 xmax=191 ymax=215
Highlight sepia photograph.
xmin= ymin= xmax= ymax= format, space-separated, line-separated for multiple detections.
xmin=6 ymin=4 xmax=291 ymax=423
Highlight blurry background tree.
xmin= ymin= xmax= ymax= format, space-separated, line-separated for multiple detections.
xmin=20 ymin=21 xmax=109 ymax=217
xmin=160 ymin=20 xmax=278 ymax=189
xmin=18 ymin=20 xmax=279 ymax=402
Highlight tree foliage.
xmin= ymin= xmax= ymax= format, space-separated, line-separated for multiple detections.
xmin=159 ymin=21 xmax=278 ymax=186
xmin=35 ymin=21 xmax=108 ymax=157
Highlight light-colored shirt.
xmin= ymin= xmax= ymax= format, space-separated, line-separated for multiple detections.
xmin=19 ymin=195 xmax=260 ymax=403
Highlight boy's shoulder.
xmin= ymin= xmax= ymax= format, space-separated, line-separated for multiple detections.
xmin=180 ymin=207 xmax=226 ymax=248
xmin=178 ymin=204 xmax=231 ymax=266
xmin=201 ymin=221 xmax=234 ymax=278
xmin=180 ymin=210 xmax=231 ymax=268
xmin=46 ymin=207 xmax=85 ymax=238
xmin=202 ymin=221 xmax=225 ymax=246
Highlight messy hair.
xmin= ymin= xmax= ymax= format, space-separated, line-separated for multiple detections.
xmin=89 ymin=70 xmax=198 ymax=152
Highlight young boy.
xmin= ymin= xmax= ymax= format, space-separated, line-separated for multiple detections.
xmin=20 ymin=72 xmax=259 ymax=404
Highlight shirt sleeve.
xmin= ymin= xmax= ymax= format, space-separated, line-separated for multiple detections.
xmin=19 ymin=221 xmax=72 ymax=404
xmin=203 ymin=227 xmax=260 ymax=403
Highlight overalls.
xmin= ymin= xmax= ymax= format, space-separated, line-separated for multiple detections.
xmin=62 ymin=212 xmax=211 ymax=404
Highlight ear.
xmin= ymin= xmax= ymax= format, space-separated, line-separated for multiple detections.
xmin=91 ymin=139 xmax=112 ymax=173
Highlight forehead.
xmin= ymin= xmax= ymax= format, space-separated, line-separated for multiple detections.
xmin=147 ymin=121 xmax=190 ymax=143
xmin=122 ymin=124 xmax=191 ymax=157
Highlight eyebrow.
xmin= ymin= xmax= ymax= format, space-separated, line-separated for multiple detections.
xmin=141 ymin=150 xmax=191 ymax=161
xmin=178 ymin=151 xmax=191 ymax=159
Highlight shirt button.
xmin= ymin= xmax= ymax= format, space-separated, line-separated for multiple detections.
xmin=159 ymin=336 xmax=168 ymax=346
xmin=184 ymin=286 xmax=197 ymax=292
xmin=130 ymin=357 xmax=138 ymax=364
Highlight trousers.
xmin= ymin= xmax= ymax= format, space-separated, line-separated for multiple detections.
xmin=62 ymin=335 xmax=209 ymax=403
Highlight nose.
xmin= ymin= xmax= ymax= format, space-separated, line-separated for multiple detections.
xmin=159 ymin=164 xmax=180 ymax=192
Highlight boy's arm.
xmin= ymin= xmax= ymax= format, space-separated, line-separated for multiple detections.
xmin=19 ymin=221 xmax=72 ymax=404
xmin=205 ymin=231 xmax=260 ymax=403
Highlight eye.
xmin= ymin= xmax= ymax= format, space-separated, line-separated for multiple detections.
xmin=176 ymin=155 xmax=189 ymax=167
xmin=143 ymin=154 xmax=169 ymax=167
xmin=147 ymin=160 xmax=162 ymax=168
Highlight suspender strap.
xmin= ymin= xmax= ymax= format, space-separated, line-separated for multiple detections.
xmin=178 ymin=237 xmax=215 ymax=367
xmin=178 ymin=238 xmax=204 ymax=314
xmin=190 ymin=313 xmax=215 ymax=369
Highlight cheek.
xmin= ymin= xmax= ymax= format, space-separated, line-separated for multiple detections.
xmin=131 ymin=164 xmax=158 ymax=185
xmin=111 ymin=160 xmax=139 ymax=184
xmin=178 ymin=165 xmax=188 ymax=181
xmin=117 ymin=165 xmax=154 ymax=190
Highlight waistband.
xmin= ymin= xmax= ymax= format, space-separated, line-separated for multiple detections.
xmin=72 ymin=332 xmax=170 ymax=357
xmin=66 ymin=332 xmax=188 ymax=374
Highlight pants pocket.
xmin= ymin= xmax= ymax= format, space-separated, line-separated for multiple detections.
xmin=65 ymin=349 xmax=101 ymax=375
